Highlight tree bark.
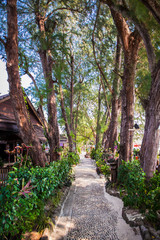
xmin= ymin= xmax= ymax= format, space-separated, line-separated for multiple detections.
xmin=6 ymin=0 xmax=46 ymax=167
xmin=70 ymin=54 xmax=74 ymax=133
xmin=101 ymin=4 xmax=141 ymax=162
xmin=96 ymin=84 xmax=101 ymax=149
xmin=138 ymin=0 xmax=160 ymax=25
xmin=74 ymin=93 xmax=81 ymax=151
xmin=35 ymin=11 xmax=60 ymax=161
xmin=59 ymin=84 xmax=73 ymax=152
xmin=104 ymin=35 xmax=122 ymax=152
xmin=140 ymin=62 xmax=160 ymax=179
xmin=107 ymin=0 xmax=160 ymax=177
xmin=119 ymin=31 xmax=141 ymax=162
xmin=137 ymin=0 xmax=160 ymax=180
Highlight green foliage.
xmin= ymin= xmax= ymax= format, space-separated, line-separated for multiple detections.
xmin=0 ymin=177 xmax=41 ymax=238
xmin=118 ymin=161 xmax=160 ymax=228
xmin=67 ymin=152 xmax=80 ymax=166
xmin=118 ymin=160 xmax=146 ymax=208
xmin=90 ymin=148 xmax=110 ymax=179
xmin=145 ymin=173 xmax=160 ymax=223
xmin=96 ymin=158 xmax=110 ymax=178
xmin=90 ymin=147 xmax=103 ymax=161
xmin=0 ymin=153 xmax=79 ymax=239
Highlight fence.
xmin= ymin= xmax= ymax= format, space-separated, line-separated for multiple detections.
xmin=0 ymin=166 xmax=13 ymax=187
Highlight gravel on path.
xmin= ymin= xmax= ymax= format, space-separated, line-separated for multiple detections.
xmin=51 ymin=156 xmax=142 ymax=240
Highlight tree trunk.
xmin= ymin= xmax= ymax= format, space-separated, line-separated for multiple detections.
xmin=119 ymin=31 xmax=141 ymax=163
xmin=59 ymin=84 xmax=73 ymax=152
xmin=74 ymin=93 xmax=81 ymax=151
xmin=130 ymin=1 xmax=160 ymax=179
xmin=69 ymin=53 xmax=76 ymax=150
xmin=47 ymin=78 xmax=60 ymax=161
xmin=101 ymin=0 xmax=160 ymax=178
xmin=119 ymin=52 xmax=135 ymax=162
xmin=104 ymin=35 xmax=122 ymax=152
xmin=139 ymin=0 xmax=160 ymax=25
xmin=38 ymin=44 xmax=60 ymax=161
xmin=96 ymin=84 xmax=101 ymax=149
xmin=6 ymin=0 xmax=46 ymax=167
xmin=70 ymin=54 xmax=74 ymax=132
xmin=140 ymin=62 xmax=160 ymax=179
xmin=107 ymin=7 xmax=142 ymax=163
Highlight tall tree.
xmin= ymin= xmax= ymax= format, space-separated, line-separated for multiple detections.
xmin=104 ymin=35 xmax=122 ymax=152
xmin=91 ymin=2 xmax=120 ymax=149
xmin=95 ymin=82 xmax=102 ymax=148
xmin=108 ymin=0 xmax=160 ymax=178
xmin=59 ymin=82 xmax=74 ymax=152
xmin=0 ymin=0 xmax=46 ymax=166
xmin=33 ymin=1 xmax=60 ymax=161
xmin=101 ymin=0 xmax=142 ymax=163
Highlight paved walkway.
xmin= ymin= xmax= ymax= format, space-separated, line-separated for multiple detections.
xmin=51 ymin=156 xmax=142 ymax=240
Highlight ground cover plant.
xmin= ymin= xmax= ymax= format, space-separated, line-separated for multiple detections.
xmin=0 ymin=152 xmax=79 ymax=239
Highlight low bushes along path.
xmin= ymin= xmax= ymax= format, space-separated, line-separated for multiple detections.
xmin=51 ymin=155 xmax=142 ymax=240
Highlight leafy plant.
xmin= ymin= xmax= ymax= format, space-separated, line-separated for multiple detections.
xmin=117 ymin=160 xmax=160 ymax=229
xmin=118 ymin=160 xmax=146 ymax=209
xmin=90 ymin=147 xmax=103 ymax=161
xmin=145 ymin=173 xmax=160 ymax=224
xmin=0 ymin=152 xmax=79 ymax=239
xmin=67 ymin=152 xmax=80 ymax=166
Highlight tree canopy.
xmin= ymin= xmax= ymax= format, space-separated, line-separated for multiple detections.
xmin=0 ymin=0 xmax=159 ymax=179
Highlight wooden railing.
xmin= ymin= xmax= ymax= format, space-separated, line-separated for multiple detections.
xmin=0 ymin=166 xmax=13 ymax=187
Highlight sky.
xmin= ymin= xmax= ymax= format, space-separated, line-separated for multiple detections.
xmin=0 ymin=60 xmax=8 ymax=95
xmin=0 ymin=60 xmax=32 ymax=95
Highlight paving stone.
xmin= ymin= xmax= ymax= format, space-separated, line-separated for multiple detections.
xmin=51 ymin=156 xmax=142 ymax=240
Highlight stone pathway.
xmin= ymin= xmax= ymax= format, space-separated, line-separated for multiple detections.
xmin=51 ymin=156 xmax=142 ymax=240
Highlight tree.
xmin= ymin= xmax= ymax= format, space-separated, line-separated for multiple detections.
xmin=91 ymin=2 xmax=120 ymax=150
xmin=101 ymin=0 xmax=142 ymax=163
xmin=138 ymin=0 xmax=160 ymax=25
xmin=107 ymin=0 xmax=160 ymax=179
xmin=103 ymin=35 xmax=122 ymax=152
xmin=0 ymin=0 xmax=46 ymax=167
xmin=33 ymin=0 xmax=60 ymax=161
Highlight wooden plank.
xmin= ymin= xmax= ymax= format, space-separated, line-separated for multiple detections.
xmin=0 ymin=167 xmax=13 ymax=187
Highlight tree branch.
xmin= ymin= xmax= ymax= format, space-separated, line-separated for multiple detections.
xmin=138 ymin=0 xmax=160 ymax=25
xmin=92 ymin=2 xmax=113 ymax=94
xmin=100 ymin=76 xmax=111 ymax=119
xmin=0 ymin=37 xmax=6 ymax=47
xmin=113 ymin=69 xmax=123 ymax=79
xmin=119 ymin=4 xmax=156 ymax=72
xmin=100 ymin=0 xmax=156 ymax=72
xmin=45 ymin=7 xmax=82 ymax=21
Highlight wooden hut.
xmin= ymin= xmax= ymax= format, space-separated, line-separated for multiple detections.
xmin=0 ymin=94 xmax=46 ymax=164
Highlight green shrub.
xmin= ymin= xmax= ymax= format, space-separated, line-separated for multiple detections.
xmin=145 ymin=173 xmax=160 ymax=224
xmin=96 ymin=159 xmax=110 ymax=178
xmin=67 ymin=152 xmax=80 ymax=166
xmin=0 ymin=153 xmax=79 ymax=239
xmin=91 ymin=148 xmax=111 ymax=179
xmin=118 ymin=160 xmax=146 ymax=209
xmin=118 ymin=161 xmax=160 ymax=228
xmin=90 ymin=148 xmax=96 ymax=159
xmin=0 ymin=177 xmax=43 ymax=238
xmin=90 ymin=148 xmax=103 ymax=161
